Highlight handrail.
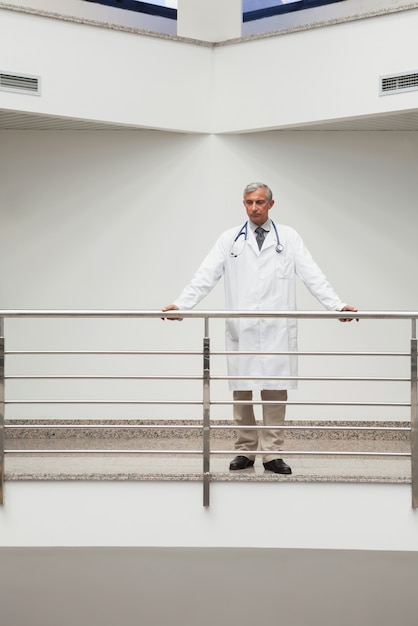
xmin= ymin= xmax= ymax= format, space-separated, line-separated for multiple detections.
xmin=0 ymin=309 xmax=417 ymax=507
xmin=0 ymin=309 xmax=417 ymax=318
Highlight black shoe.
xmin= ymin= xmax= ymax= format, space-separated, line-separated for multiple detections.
xmin=263 ymin=458 xmax=292 ymax=475
xmin=229 ymin=455 xmax=255 ymax=471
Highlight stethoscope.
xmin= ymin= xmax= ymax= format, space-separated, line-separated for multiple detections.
xmin=229 ymin=220 xmax=284 ymax=257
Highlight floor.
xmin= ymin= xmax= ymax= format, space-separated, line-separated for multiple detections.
xmin=3 ymin=419 xmax=411 ymax=484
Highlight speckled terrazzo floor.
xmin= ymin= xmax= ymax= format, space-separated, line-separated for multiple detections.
xmin=3 ymin=420 xmax=412 ymax=483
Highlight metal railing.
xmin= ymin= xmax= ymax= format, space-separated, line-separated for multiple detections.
xmin=0 ymin=310 xmax=417 ymax=507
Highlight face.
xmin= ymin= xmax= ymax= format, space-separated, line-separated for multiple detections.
xmin=243 ymin=188 xmax=274 ymax=226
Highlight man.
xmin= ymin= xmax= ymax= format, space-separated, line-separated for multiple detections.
xmin=162 ymin=182 xmax=357 ymax=474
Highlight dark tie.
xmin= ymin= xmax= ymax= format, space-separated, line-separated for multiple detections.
xmin=255 ymin=227 xmax=266 ymax=250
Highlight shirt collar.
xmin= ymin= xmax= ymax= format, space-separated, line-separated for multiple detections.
xmin=249 ymin=218 xmax=271 ymax=233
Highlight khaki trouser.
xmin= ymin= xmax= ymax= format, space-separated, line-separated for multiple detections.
xmin=233 ymin=389 xmax=287 ymax=463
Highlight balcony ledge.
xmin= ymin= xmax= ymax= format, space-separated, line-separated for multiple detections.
xmin=4 ymin=419 xmax=411 ymax=484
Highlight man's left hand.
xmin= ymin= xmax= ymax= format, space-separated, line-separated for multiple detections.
xmin=339 ymin=305 xmax=359 ymax=323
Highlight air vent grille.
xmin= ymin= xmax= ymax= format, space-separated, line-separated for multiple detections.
xmin=380 ymin=71 xmax=418 ymax=96
xmin=0 ymin=72 xmax=40 ymax=95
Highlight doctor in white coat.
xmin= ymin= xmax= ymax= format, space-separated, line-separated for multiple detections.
xmin=162 ymin=182 xmax=357 ymax=474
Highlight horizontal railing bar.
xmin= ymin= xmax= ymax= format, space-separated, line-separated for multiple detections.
xmin=210 ymin=424 xmax=411 ymax=432
xmin=3 ymin=449 xmax=410 ymax=458
xmin=4 ymin=375 xmax=409 ymax=382
xmin=4 ymin=449 xmax=203 ymax=455
xmin=214 ymin=400 xmax=410 ymax=407
xmin=5 ymin=350 xmax=409 ymax=357
xmin=4 ymin=400 xmax=203 ymax=405
xmin=0 ymin=309 xmax=417 ymax=319
xmin=5 ymin=350 xmax=202 ymax=356
xmin=212 ymin=351 xmax=409 ymax=357
xmin=4 ymin=423 xmax=204 ymax=429
xmin=211 ymin=376 xmax=410 ymax=382
xmin=209 ymin=450 xmax=411 ymax=457
xmin=4 ymin=423 xmax=411 ymax=432
xmin=4 ymin=400 xmax=410 ymax=406
xmin=5 ymin=375 xmax=203 ymax=380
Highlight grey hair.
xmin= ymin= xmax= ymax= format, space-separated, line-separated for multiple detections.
xmin=243 ymin=182 xmax=273 ymax=202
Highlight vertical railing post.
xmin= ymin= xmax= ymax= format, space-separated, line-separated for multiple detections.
xmin=411 ymin=318 xmax=418 ymax=508
xmin=202 ymin=317 xmax=210 ymax=507
xmin=0 ymin=317 xmax=4 ymax=505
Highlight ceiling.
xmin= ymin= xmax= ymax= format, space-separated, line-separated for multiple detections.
xmin=291 ymin=108 xmax=418 ymax=131
xmin=1 ymin=107 xmax=418 ymax=131
xmin=0 ymin=109 xmax=147 ymax=131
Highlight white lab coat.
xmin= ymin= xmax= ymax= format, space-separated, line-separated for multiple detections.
xmin=174 ymin=221 xmax=345 ymax=390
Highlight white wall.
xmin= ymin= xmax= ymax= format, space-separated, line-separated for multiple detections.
xmin=3 ymin=130 xmax=416 ymax=310
xmin=0 ymin=9 xmax=211 ymax=132
xmin=0 ymin=0 xmax=178 ymax=35
xmin=1 ymin=481 xmax=418 ymax=551
xmin=177 ymin=0 xmax=241 ymax=42
xmin=214 ymin=8 xmax=418 ymax=132
xmin=2 ymin=7 xmax=418 ymax=132
xmin=1 ymin=129 xmax=417 ymax=421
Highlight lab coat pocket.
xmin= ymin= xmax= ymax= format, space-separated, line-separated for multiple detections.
xmin=275 ymin=253 xmax=291 ymax=279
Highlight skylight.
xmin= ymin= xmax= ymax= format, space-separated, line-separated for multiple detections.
xmin=243 ymin=0 xmax=347 ymax=22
